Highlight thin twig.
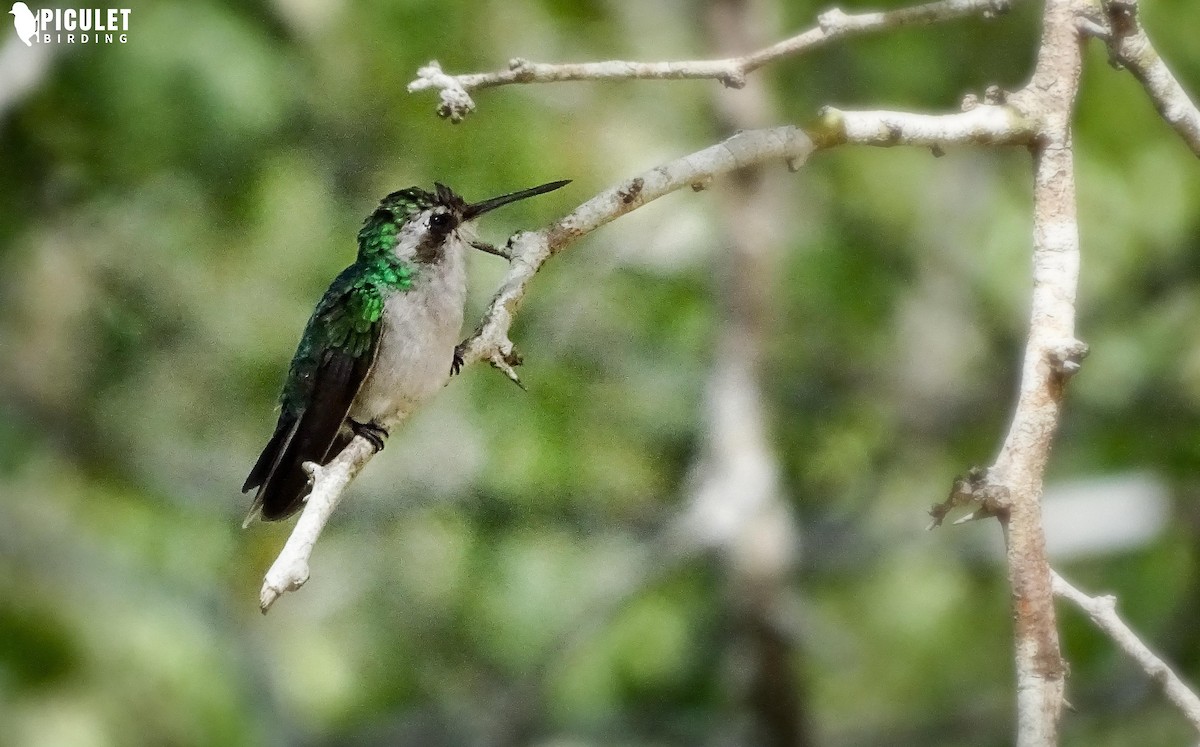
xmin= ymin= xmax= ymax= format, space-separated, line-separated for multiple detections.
xmin=1094 ymin=0 xmax=1200 ymax=157
xmin=407 ymin=0 xmax=1016 ymax=121
xmin=1052 ymin=571 xmax=1200 ymax=734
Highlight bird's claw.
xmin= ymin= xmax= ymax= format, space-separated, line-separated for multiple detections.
xmin=351 ymin=421 xmax=389 ymax=452
xmin=450 ymin=345 xmax=466 ymax=376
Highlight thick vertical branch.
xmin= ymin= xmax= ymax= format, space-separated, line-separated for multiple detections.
xmin=991 ymin=0 xmax=1087 ymax=741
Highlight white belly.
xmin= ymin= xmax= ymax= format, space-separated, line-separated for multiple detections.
xmin=349 ymin=274 xmax=465 ymax=427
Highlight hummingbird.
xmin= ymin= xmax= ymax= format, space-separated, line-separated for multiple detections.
xmin=243 ymin=179 xmax=570 ymax=525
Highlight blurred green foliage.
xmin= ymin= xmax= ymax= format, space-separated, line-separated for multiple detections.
xmin=1 ymin=0 xmax=1199 ymax=745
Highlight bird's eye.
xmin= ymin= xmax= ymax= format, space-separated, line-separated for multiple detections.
xmin=429 ymin=212 xmax=454 ymax=231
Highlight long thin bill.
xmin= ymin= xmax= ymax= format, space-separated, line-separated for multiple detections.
xmin=461 ymin=179 xmax=571 ymax=220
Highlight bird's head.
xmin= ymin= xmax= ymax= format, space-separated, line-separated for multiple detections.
xmin=10 ymin=2 xmax=31 ymax=15
xmin=358 ymin=180 xmax=569 ymax=265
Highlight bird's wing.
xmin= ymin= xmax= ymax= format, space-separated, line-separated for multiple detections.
xmin=243 ymin=271 xmax=385 ymax=523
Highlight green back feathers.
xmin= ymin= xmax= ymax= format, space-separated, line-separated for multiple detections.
xmin=320 ymin=273 xmax=386 ymax=358
xmin=281 ymin=267 xmax=396 ymax=415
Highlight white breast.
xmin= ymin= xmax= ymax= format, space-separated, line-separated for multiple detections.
xmin=349 ymin=250 xmax=467 ymax=427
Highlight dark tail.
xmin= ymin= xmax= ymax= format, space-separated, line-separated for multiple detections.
xmin=242 ymin=414 xmax=307 ymax=525
xmin=243 ymin=356 xmax=365 ymax=524
xmin=244 ymin=414 xmax=349 ymax=524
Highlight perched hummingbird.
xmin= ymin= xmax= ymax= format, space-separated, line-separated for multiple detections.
xmin=243 ymin=179 xmax=569 ymax=525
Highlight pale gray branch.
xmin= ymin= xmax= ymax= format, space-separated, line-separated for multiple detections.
xmin=1052 ymin=571 xmax=1200 ymax=734
xmin=454 ymin=124 xmax=814 ymax=383
xmin=407 ymin=0 xmax=1015 ymax=121
xmin=818 ymin=103 xmax=1034 ymax=147
xmin=1095 ymin=0 xmax=1200 ymax=157
xmin=258 ymin=436 xmax=376 ymax=613
xmin=980 ymin=0 xmax=1088 ymax=741
xmin=459 ymin=105 xmax=1032 ymax=382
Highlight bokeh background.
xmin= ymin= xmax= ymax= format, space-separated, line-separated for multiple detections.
xmin=2 ymin=0 xmax=1199 ymax=745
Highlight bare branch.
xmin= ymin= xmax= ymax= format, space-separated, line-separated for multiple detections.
xmin=981 ymin=0 xmax=1089 ymax=739
xmin=1094 ymin=0 xmax=1200 ymax=157
xmin=1052 ymin=571 xmax=1200 ymax=734
xmin=407 ymin=0 xmax=1015 ymax=121
xmin=454 ymin=124 xmax=814 ymax=381
xmin=262 ymin=3 xmax=1200 ymax=742
xmin=257 ymin=104 xmax=1034 ymax=609
xmin=460 ymin=106 xmax=1032 ymax=378
xmin=258 ymin=436 xmax=376 ymax=613
xmin=814 ymin=104 xmax=1034 ymax=148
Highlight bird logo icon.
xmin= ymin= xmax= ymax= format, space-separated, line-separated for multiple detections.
xmin=9 ymin=2 xmax=36 ymax=46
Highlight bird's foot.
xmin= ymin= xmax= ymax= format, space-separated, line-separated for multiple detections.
xmin=351 ymin=420 xmax=389 ymax=452
xmin=450 ymin=344 xmax=466 ymax=376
